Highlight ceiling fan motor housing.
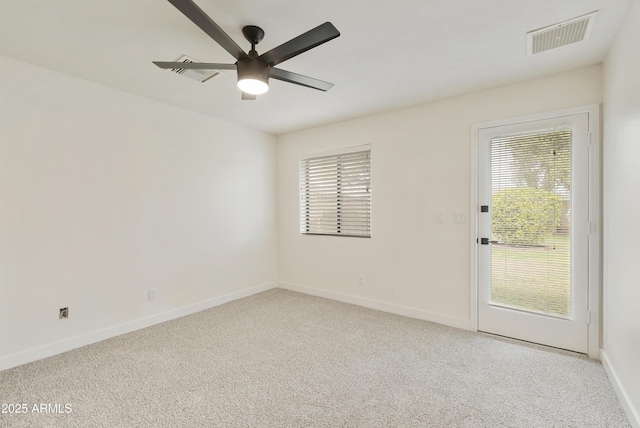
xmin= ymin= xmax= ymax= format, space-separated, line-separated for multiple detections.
xmin=237 ymin=58 xmax=270 ymax=86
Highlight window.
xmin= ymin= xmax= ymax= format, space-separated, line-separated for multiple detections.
xmin=490 ymin=128 xmax=572 ymax=317
xmin=299 ymin=147 xmax=371 ymax=237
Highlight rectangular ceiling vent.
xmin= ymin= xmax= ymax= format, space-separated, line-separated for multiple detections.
xmin=527 ymin=11 xmax=597 ymax=55
xmin=167 ymin=55 xmax=221 ymax=83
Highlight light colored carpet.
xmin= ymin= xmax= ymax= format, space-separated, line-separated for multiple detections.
xmin=0 ymin=288 xmax=630 ymax=427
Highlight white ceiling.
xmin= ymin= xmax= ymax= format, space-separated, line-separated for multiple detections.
xmin=0 ymin=0 xmax=631 ymax=135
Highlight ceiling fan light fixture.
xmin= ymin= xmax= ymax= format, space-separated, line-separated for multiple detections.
xmin=237 ymin=58 xmax=269 ymax=95
xmin=237 ymin=77 xmax=269 ymax=95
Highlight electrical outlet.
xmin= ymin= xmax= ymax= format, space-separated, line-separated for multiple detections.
xmin=148 ymin=289 xmax=157 ymax=301
xmin=357 ymin=275 xmax=364 ymax=286
xmin=59 ymin=307 xmax=69 ymax=319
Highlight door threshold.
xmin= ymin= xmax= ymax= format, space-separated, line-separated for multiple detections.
xmin=477 ymin=331 xmax=591 ymax=359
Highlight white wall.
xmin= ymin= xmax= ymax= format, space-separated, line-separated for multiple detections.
xmin=277 ymin=65 xmax=602 ymax=329
xmin=0 ymin=55 xmax=277 ymax=365
xmin=602 ymin=0 xmax=640 ymax=424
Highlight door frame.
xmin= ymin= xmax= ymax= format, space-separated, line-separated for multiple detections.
xmin=470 ymin=104 xmax=601 ymax=358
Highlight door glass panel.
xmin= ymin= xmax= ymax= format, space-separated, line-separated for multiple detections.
xmin=490 ymin=128 xmax=572 ymax=318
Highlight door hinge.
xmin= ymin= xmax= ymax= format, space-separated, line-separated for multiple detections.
xmin=586 ymin=310 xmax=591 ymax=325
xmin=586 ymin=131 xmax=592 ymax=146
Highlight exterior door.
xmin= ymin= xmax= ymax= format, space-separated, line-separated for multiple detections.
xmin=477 ymin=113 xmax=590 ymax=353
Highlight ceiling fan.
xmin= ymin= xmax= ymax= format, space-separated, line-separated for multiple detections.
xmin=153 ymin=0 xmax=340 ymax=100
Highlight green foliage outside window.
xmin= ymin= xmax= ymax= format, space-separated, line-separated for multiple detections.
xmin=492 ymin=188 xmax=563 ymax=245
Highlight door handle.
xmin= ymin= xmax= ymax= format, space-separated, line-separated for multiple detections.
xmin=480 ymin=238 xmax=499 ymax=245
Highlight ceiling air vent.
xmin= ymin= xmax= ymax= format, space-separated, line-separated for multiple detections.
xmin=167 ymin=55 xmax=221 ymax=82
xmin=527 ymin=11 xmax=597 ymax=55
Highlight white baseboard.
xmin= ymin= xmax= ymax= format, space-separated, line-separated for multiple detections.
xmin=601 ymin=349 xmax=640 ymax=428
xmin=0 ymin=281 xmax=277 ymax=372
xmin=279 ymin=281 xmax=471 ymax=331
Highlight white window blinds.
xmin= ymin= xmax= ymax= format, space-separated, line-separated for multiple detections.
xmin=299 ymin=148 xmax=371 ymax=237
xmin=490 ymin=128 xmax=572 ymax=317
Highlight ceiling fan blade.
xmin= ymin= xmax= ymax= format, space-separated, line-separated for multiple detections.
xmin=167 ymin=0 xmax=247 ymax=60
xmin=241 ymin=92 xmax=257 ymax=101
xmin=269 ymin=68 xmax=334 ymax=91
xmin=153 ymin=61 xmax=237 ymax=70
xmin=258 ymin=22 xmax=340 ymax=67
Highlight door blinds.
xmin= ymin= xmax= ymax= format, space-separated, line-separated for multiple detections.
xmin=299 ymin=149 xmax=371 ymax=237
xmin=490 ymin=128 xmax=572 ymax=317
